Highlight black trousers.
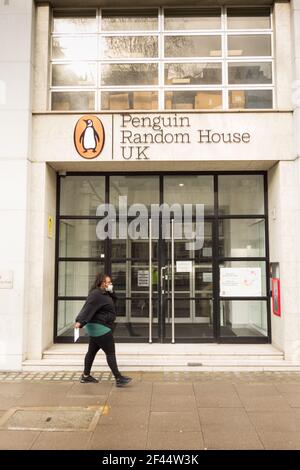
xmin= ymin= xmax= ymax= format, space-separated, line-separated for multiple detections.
xmin=84 ymin=331 xmax=121 ymax=378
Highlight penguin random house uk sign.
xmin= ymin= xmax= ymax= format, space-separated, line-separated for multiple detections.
xmin=73 ymin=113 xmax=252 ymax=161
xmin=32 ymin=111 xmax=294 ymax=163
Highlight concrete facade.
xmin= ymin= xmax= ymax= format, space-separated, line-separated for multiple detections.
xmin=1 ymin=1 xmax=300 ymax=370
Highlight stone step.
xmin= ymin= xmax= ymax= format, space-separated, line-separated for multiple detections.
xmin=21 ymin=343 xmax=290 ymax=371
xmin=22 ymin=358 xmax=300 ymax=372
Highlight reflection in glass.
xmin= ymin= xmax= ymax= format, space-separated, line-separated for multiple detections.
xmin=229 ymin=89 xmax=272 ymax=109
xmin=195 ymin=266 xmax=213 ymax=296
xmin=52 ymin=63 xmax=96 ymax=86
xmin=59 ymin=220 xmax=105 ymax=258
xmin=101 ymin=91 xmax=158 ymax=110
xmin=165 ymin=35 xmax=221 ymax=57
xmin=111 ymin=263 xmax=127 ymax=291
xmin=228 ymin=35 xmax=271 ymax=56
xmin=165 ymin=63 xmax=222 ymax=85
xmin=195 ymin=299 xmax=213 ymax=323
xmin=110 ymin=176 xmax=160 ymax=208
xmin=102 ymin=9 xmax=158 ymax=31
xmin=60 ymin=175 xmax=105 ymax=216
xmin=228 ymin=62 xmax=272 ymax=84
xmin=57 ymin=300 xmax=85 ymax=336
xmin=227 ymin=8 xmax=271 ymax=30
xmin=164 ymin=175 xmax=214 ymax=214
xmin=165 ymin=90 xmax=222 ymax=110
xmin=220 ymin=300 xmax=268 ymax=337
xmin=101 ymin=9 xmax=158 ymax=31
xmin=52 ymin=37 xmax=97 ymax=60
xmin=102 ymin=36 xmax=158 ymax=58
xmin=164 ymin=8 xmax=221 ymax=30
xmin=101 ymin=63 xmax=158 ymax=86
xmin=218 ymin=175 xmax=264 ymax=215
xmin=58 ymin=261 xmax=103 ymax=297
xmin=53 ymin=10 xmax=97 ymax=34
xmin=51 ymin=91 xmax=95 ymax=111
xmin=221 ymin=219 xmax=265 ymax=257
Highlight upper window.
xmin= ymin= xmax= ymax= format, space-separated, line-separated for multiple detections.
xmin=50 ymin=7 xmax=273 ymax=111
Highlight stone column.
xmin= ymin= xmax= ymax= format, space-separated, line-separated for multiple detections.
xmin=0 ymin=0 xmax=34 ymax=370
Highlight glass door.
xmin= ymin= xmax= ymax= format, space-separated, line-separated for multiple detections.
xmin=161 ymin=219 xmax=215 ymax=342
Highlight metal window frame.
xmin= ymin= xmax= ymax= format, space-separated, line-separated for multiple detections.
xmin=54 ymin=171 xmax=271 ymax=345
xmin=49 ymin=5 xmax=274 ymax=111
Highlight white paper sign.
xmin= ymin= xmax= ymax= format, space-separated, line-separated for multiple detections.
xmin=74 ymin=328 xmax=80 ymax=343
xmin=203 ymin=272 xmax=213 ymax=282
xmin=0 ymin=271 xmax=13 ymax=289
xmin=176 ymin=261 xmax=193 ymax=273
xmin=220 ymin=267 xmax=262 ymax=297
xmin=138 ymin=270 xmax=149 ymax=287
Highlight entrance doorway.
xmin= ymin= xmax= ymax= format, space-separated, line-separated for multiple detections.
xmin=55 ymin=172 xmax=270 ymax=343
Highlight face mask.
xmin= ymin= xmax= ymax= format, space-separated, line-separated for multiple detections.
xmin=106 ymin=284 xmax=113 ymax=293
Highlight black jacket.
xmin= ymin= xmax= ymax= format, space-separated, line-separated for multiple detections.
xmin=75 ymin=288 xmax=117 ymax=329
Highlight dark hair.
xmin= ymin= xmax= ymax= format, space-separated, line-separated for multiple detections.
xmin=89 ymin=273 xmax=111 ymax=293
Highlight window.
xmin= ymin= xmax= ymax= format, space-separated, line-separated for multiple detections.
xmin=50 ymin=7 xmax=273 ymax=111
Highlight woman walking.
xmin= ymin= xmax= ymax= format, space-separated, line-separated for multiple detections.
xmin=74 ymin=273 xmax=132 ymax=387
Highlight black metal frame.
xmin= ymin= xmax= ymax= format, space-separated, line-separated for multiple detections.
xmin=54 ymin=171 xmax=271 ymax=344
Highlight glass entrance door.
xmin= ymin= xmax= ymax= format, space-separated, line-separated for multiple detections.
xmin=160 ymin=219 xmax=215 ymax=343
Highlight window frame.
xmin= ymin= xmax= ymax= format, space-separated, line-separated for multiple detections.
xmin=49 ymin=5 xmax=275 ymax=111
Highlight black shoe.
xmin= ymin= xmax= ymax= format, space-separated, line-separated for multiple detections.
xmin=116 ymin=375 xmax=132 ymax=387
xmin=80 ymin=374 xmax=99 ymax=383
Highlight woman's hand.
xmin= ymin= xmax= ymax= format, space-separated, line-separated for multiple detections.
xmin=74 ymin=322 xmax=81 ymax=329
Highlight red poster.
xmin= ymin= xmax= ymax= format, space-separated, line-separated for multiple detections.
xmin=272 ymin=278 xmax=281 ymax=317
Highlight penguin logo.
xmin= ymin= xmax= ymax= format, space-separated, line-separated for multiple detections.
xmin=74 ymin=115 xmax=105 ymax=159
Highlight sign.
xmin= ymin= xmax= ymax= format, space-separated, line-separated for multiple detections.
xmin=272 ymin=278 xmax=281 ymax=317
xmin=203 ymin=272 xmax=213 ymax=283
xmin=0 ymin=270 xmax=13 ymax=289
xmin=47 ymin=215 xmax=54 ymax=239
xmin=220 ymin=267 xmax=261 ymax=297
xmin=116 ymin=113 xmax=251 ymax=161
xmin=74 ymin=115 xmax=105 ymax=159
xmin=138 ymin=270 xmax=149 ymax=287
xmin=33 ymin=112 xmax=293 ymax=163
xmin=176 ymin=261 xmax=193 ymax=273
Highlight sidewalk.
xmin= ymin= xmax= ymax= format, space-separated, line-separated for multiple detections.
xmin=1 ymin=371 xmax=300 ymax=450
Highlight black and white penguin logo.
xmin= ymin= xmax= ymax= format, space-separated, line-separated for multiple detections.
xmin=74 ymin=115 xmax=105 ymax=159
xmin=80 ymin=119 xmax=99 ymax=153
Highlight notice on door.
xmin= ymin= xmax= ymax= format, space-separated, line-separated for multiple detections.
xmin=220 ymin=267 xmax=261 ymax=297
xmin=176 ymin=261 xmax=193 ymax=273
xmin=138 ymin=270 xmax=149 ymax=287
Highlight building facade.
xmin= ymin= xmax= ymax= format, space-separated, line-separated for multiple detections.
xmin=0 ymin=0 xmax=300 ymax=370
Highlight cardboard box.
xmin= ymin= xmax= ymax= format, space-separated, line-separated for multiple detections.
xmin=109 ymin=93 xmax=130 ymax=110
xmin=230 ymin=90 xmax=246 ymax=109
xmin=195 ymin=92 xmax=222 ymax=110
xmin=133 ymin=92 xmax=154 ymax=110
xmin=174 ymin=102 xmax=194 ymax=110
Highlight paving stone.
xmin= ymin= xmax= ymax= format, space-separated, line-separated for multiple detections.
xmin=149 ymin=411 xmax=201 ymax=432
xmin=248 ymin=410 xmax=300 ymax=433
xmin=151 ymin=394 xmax=197 ymax=412
xmin=0 ymin=430 xmax=40 ymax=450
xmin=152 ymin=382 xmax=195 ymax=396
xmin=198 ymin=407 xmax=255 ymax=431
xmin=237 ymin=396 xmax=291 ymax=412
xmin=147 ymin=431 xmax=204 ymax=450
xmin=98 ymin=405 xmax=149 ymax=430
xmin=90 ymin=426 xmax=147 ymax=450
xmin=31 ymin=431 xmax=92 ymax=450
xmin=258 ymin=431 xmax=300 ymax=450
xmin=202 ymin=429 xmax=264 ymax=450
xmin=194 ymin=383 xmax=243 ymax=408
